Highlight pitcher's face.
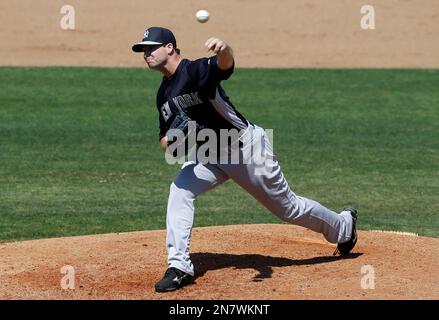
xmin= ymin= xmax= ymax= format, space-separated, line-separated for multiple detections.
xmin=143 ymin=45 xmax=168 ymax=69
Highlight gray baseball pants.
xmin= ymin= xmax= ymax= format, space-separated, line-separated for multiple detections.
xmin=165 ymin=125 xmax=354 ymax=275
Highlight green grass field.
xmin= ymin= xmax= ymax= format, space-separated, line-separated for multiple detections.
xmin=1 ymin=67 xmax=438 ymax=242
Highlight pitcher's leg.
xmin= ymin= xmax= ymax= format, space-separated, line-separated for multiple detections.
xmin=166 ymin=162 xmax=229 ymax=275
xmin=221 ymin=126 xmax=353 ymax=244
xmin=287 ymin=195 xmax=353 ymax=243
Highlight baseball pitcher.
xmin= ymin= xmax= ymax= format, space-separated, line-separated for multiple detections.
xmin=132 ymin=27 xmax=358 ymax=292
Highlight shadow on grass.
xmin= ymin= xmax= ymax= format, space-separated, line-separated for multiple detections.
xmin=191 ymin=252 xmax=363 ymax=282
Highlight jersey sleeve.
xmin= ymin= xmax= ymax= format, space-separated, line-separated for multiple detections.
xmin=204 ymin=55 xmax=234 ymax=81
xmin=193 ymin=56 xmax=234 ymax=96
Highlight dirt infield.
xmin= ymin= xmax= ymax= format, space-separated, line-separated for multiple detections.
xmin=1 ymin=224 xmax=438 ymax=299
xmin=1 ymin=0 xmax=438 ymax=68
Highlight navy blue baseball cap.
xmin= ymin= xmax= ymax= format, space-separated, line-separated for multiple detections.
xmin=132 ymin=27 xmax=177 ymax=52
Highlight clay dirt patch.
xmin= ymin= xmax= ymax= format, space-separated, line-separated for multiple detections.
xmin=1 ymin=224 xmax=438 ymax=299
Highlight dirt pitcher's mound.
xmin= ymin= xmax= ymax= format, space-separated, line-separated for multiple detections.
xmin=1 ymin=224 xmax=438 ymax=300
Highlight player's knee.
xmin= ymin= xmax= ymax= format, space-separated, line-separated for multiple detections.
xmin=169 ymin=182 xmax=196 ymax=200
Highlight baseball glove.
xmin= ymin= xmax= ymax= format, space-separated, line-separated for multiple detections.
xmin=167 ymin=112 xmax=191 ymax=136
xmin=166 ymin=111 xmax=204 ymax=158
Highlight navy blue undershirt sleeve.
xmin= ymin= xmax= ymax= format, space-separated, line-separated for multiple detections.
xmin=206 ymin=55 xmax=234 ymax=81
xmin=193 ymin=56 xmax=234 ymax=96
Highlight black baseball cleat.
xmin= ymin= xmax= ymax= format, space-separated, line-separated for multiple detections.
xmin=155 ymin=267 xmax=194 ymax=292
xmin=333 ymin=207 xmax=358 ymax=256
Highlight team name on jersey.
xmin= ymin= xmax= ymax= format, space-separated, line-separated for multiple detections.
xmin=172 ymin=92 xmax=203 ymax=110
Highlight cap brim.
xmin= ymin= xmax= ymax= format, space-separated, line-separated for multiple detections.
xmin=132 ymin=41 xmax=163 ymax=52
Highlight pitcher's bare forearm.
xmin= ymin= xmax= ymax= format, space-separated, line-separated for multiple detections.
xmin=204 ymin=38 xmax=234 ymax=70
xmin=160 ymin=136 xmax=168 ymax=152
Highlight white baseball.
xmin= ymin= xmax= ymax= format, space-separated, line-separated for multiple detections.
xmin=196 ymin=10 xmax=209 ymax=23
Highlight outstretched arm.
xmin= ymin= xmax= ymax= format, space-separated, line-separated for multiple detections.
xmin=204 ymin=38 xmax=234 ymax=70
